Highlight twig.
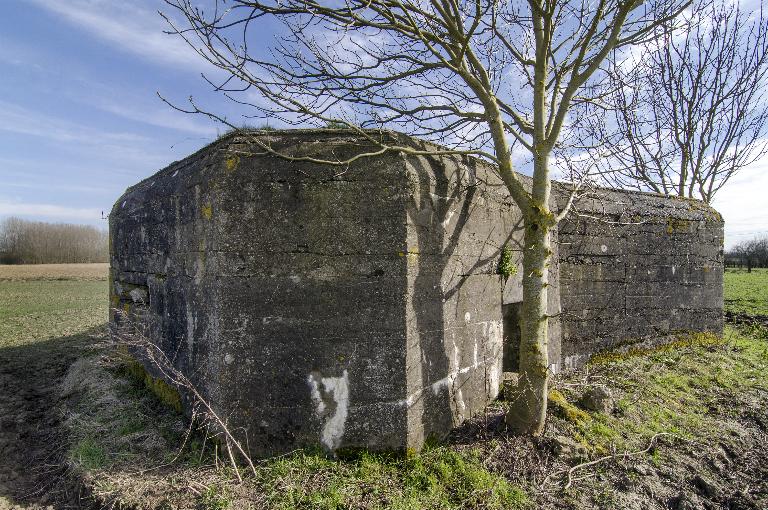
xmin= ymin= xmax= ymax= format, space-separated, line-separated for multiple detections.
xmin=226 ymin=437 xmax=243 ymax=483
xmin=562 ymin=432 xmax=684 ymax=490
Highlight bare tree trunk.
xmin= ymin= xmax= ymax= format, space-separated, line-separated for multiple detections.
xmin=507 ymin=150 xmax=553 ymax=436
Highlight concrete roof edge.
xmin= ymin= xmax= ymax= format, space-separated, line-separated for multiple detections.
xmin=113 ymin=128 xmax=722 ymax=222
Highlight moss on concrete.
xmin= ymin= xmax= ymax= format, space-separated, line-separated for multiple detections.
xmin=123 ymin=357 xmax=183 ymax=413
xmin=548 ymin=389 xmax=591 ymax=424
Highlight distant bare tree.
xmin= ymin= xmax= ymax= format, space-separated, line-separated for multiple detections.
xmin=727 ymin=235 xmax=768 ymax=271
xmin=0 ymin=217 xmax=108 ymax=265
xmin=162 ymin=0 xmax=689 ymax=435
xmin=601 ymin=0 xmax=768 ymax=203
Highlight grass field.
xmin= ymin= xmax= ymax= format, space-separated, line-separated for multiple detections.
xmin=0 ymin=263 xmax=108 ymax=348
xmin=724 ymin=267 xmax=768 ymax=316
xmin=1 ymin=263 xmax=767 ymax=509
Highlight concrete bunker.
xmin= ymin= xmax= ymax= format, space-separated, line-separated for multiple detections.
xmin=110 ymin=130 xmax=723 ymax=456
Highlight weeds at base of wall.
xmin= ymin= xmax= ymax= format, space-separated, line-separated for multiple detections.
xmin=554 ymin=326 xmax=768 ymax=456
xmin=58 ymin=311 xmax=529 ymax=510
xmin=587 ymin=331 xmax=722 ymax=365
xmin=60 ymin=347 xmax=529 ymax=510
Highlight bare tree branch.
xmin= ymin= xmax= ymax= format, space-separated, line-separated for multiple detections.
xmin=601 ymin=0 xmax=768 ymax=203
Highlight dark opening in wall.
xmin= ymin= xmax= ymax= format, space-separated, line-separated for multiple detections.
xmin=502 ymin=302 xmax=522 ymax=372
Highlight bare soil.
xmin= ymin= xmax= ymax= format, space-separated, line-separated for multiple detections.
xmin=0 ymin=332 xmax=94 ymax=510
xmin=725 ymin=310 xmax=768 ymax=329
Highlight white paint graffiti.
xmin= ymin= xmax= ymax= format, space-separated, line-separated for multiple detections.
xmin=307 ymin=370 xmax=350 ymax=451
xmin=397 ymin=320 xmax=504 ymax=412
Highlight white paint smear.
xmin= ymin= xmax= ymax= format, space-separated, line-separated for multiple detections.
xmin=308 ymin=370 xmax=349 ymax=451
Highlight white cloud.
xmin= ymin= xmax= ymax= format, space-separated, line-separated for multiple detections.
xmin=0 ymin=180 xmax=107 ymax=194
xmin=712 ymin=159 xmax=768 ymax=249
xmin=0 ymin=201 xmax=103 ymax=222
xmin=89 ymin=93 xmax=219 ymax=136
xmin=0 ymin=100 xmax=177 ymax=168
xmin=0 ymin=100 xmax=147 ymax=145
xmin=24 ymin=0 xmax=210 ymax=71
xmin=0 ymin=34 xmax=218 ymax=137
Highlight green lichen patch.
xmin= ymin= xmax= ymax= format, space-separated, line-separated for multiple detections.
xmin=497 ymin=245 xmax=518 ymax=279
xmin=588 ymin=331 xmax=722 ymax=365
xmin=224 ymin=155 xmax=240 ymax=173
xmin=665 ymin=217 xmax=691 ymax=234
xmin=121 ymin=357 xmax=183 ymax=413
xmin=201 ymin=203 xmax=213 ymax=220
xmin=548 ymin=388 xmax=591 ymax=425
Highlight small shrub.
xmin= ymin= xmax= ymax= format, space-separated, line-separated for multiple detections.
xmin=497 ymin=245 xmax=518 ymax=279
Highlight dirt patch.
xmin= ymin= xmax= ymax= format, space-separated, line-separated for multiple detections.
xmin=0 ymin=331 xmax=98 ymax=509
xmin=725 ymin=310 xmax=768 ymax=329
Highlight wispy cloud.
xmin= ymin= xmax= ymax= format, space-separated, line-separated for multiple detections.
xmin=0 ymin=100 xmax=147 ymax=144
xmin=0 ymin=100 xmax=178 ymax=168
xmin=0 ymin=35 xmax=218 ymax=137
xmin=0 ymin=36 xmax=46 ymax=69
xmin=0 ymin=200 xmax=103 ymax=222
xmin=24 ymin=0 xmax=209 ymax=71
xmin=91 ymin=93 xmax=218 ymax=136
xmin=0 ymin=180 xmax=107 ymax=194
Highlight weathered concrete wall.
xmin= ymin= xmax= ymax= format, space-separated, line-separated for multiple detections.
xmin=555 ymin=187 xmax=724 ymax=369
xmin=110 ymin=130 xmax=523 ymax=455
xmin=111 ymin=129 xmax=724 ymax=455
xmin=402 ymin=152 xmax=514 ymax=445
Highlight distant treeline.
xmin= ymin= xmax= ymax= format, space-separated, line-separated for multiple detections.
xmin=725 ymin=235 xmax=768 ymax=271
xmin=0 ymin=217 xmax=108 ymax=264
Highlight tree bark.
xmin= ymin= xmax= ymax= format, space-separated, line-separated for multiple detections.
xmin=506 ymin=150 xmax=554 ymax=436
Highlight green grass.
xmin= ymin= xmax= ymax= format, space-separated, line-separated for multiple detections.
xmin=255 ymin=448 xmax=527 ymax=510
xmin=72 ymin=437 xmax=108 ymax=470
xmin=566 ymin=328 xmax=768 ymax=454
xmin=199 ymin=485 xmax=232 ymax=510
xmin=724 ymin=267 xmax=768 ymax=315
xmin=0 ymin=278 xmax=107 ymax=347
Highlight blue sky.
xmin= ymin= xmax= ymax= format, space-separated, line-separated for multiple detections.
xmin=1 ymin=0 xmax=766 ymax=248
